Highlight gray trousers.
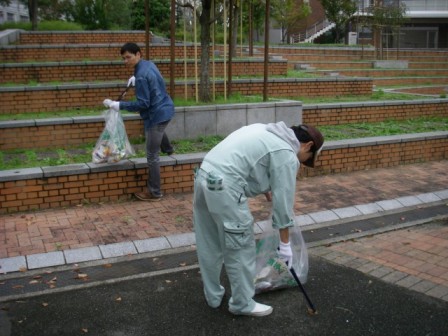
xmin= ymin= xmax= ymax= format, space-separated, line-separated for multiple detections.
xmin=145 ymin=121 xmax=172 ymax=197
xmin=193 ymin=169 xmax=257 ymax=313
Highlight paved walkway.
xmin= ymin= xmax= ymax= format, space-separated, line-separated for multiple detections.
xmin=1 ymin=160 xmax=448 ymax=302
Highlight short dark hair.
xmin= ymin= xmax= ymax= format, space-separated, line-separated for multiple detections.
xmin=120 ymin=42 xmax=141 ymax=55
xmin=291 ymin=124 xmax=324 ymax=168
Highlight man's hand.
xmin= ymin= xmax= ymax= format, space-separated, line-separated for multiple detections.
xmin=127 ymin=76 xmax=135 ymax=87
xmin=103 ymin=99 xmax=120 ymax=111
xmin=277 ymin=241 xmax=293 ymax=269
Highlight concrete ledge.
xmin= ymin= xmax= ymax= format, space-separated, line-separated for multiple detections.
xmin=0 ymin=29 xmax=22 ymax=46
xmin=374 ymin=60 xmax=409 ymax=69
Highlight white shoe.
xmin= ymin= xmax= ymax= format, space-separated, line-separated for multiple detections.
xmin=230 ymin=302 xmax=273 ymax=317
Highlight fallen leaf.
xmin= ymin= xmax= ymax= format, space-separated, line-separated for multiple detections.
xmin=42 ymin=302 xmax=49 ymax=307
xmin=179 ymin=262 xmax=187 ymax=267
xmin=103 ymin=264 xmax=113 ymax=268
xmin=115 ymin=297 xmax=122 ymax=302
xmin=165 ymin=280 xmax=172 ymax=284
xmin=33 ymin=275 xmax=42 ymax=280
xmin=19 ymin=267 xmax=27 ymax=272
xmin=12 ymin=285 xmax=24 ymax=289
xmin=81 ymin=328 xmax=88 ymax=333
xmin=29 ymin=280 xmax=40 ymax=285
xmin=77 ymin=273 xmax=88 ymax=279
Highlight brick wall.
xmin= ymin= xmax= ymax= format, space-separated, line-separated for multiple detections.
xmin=0 ymin=78 xmax=373 ymax=114
xmin=18 ymin=31 xmax=149 ymax=45
xmin=0 ymin=45 xmax=201 ymax=62
xmin=1 ymin=136 xmax=446 ymax=214
xmin=302 ymin=101 xmax=448 ymax=126
xmin=0 ymin=59 xmax=288 ymax=84
xmin=0 ymin=162 xmax=197 ymax=213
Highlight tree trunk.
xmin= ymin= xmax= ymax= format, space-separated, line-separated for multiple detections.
xmin=199 ymin=0 xmax=212 ymax=102
xmin=28 ymin=0 xmax=38 ymax=31
xmin=230 ymin=3 xmax=239 ymax=58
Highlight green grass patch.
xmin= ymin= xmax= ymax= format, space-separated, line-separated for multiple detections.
xmin=1 ymin=117 xmax=446 ymax=170
xmin=0 ymin=91 xmax=438 ymax=121
xmin=317 ymin=117 xmax=448 ymax=140
xmin=0 ymin=20 xmax=84 ymax=31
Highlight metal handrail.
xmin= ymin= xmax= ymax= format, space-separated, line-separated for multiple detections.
xmin=290 ymin=18 xmax=333 ymax=43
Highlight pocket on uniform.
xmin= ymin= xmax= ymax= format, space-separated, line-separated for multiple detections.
xmin=223 ymin=221 xmax=253 ymax=250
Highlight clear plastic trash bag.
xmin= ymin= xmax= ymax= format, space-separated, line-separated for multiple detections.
xmin=92 ymin=109 xmax=135 ymax=164
xmin=254 ymin=220 xmax=309 ymax=294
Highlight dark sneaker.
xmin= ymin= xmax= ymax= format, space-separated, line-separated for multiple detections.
xmin=134 ymin=192 xmax=162 ymax=202
xmin=161 ymin=147 xmax=175 ymax=155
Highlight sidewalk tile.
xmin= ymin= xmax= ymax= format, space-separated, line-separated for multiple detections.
xmin=99 ymin=242 xmax=137 ymax=258
xmin=134 ymin=237 xmax=171 ymax=253
xmin=27 ymin=251 xmax=65 ymax=269
xmin=64 ymin=246 xmax=102 ymax=264
xmin=0 ymin=256 xmax=27 ymax=273
xmin=166 ymin=232 xmax=196 ymax=248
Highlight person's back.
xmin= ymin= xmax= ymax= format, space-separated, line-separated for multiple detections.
xmin=202 ymin=122 xmax=299 ymax=196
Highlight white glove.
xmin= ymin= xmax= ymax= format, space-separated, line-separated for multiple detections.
xmin=277 ymin=241 xmax=293 ymax=269
xmin=103 ymin=99 xmax=120 ymax=111
xmin=127 ymin=76 xmax=135 ymax=87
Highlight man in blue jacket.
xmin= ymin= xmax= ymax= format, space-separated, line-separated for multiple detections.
xmin=104 ymin=42 xmax=175 ymax=202
xmin=193 ymin=122 xmax=323 ymax=317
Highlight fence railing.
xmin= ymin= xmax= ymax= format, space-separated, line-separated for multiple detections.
xmin=290 ymin=18 xmax=333 ymax=43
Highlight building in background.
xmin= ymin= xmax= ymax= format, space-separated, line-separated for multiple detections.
xmin=354 ymin=0 xmax=448 ymax=48
xmin=0 ymin=0 xmax=29 ymax=25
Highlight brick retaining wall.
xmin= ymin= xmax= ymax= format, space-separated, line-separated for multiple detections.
xmin=0 ymin=44 xmax=200 ymax=62
xmin=0 ymin=78 xmax=373 ymax=114
xmin=1 ymin=133 xmax=447 ymax=214
xmin=302 ymin=100 xmax=448 ymax=126
xmin=0 ymin=59 xmax=287 ymax=84
xmin=18 ymin=31 xmax=149 ymax=45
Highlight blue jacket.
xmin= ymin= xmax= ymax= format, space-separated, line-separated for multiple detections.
xmin=119 ymin=60 xmax=175 ymax=130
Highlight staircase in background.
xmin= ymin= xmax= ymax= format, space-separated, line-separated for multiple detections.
xmin=291 ymin=18 xmax=336 ymax=43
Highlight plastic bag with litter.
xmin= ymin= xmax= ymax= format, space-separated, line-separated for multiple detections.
xmin=254 ymin=219 xmax=309 ymax=294
xmin=92 ymin=109 xmax=135 ymax=164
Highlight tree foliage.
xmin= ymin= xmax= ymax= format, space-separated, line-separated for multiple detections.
xmin=320 ymin=0 xmax=357 ymax=43
xmin=130 ymin=0 xmax=171 ymax=32
xmin=271 ymin=0 xmax=311 ymax=43
xmin=68 ymin=0 xmax=132 ymax=30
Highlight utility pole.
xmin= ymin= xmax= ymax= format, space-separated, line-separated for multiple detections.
xmin=263 ymin=0 xmax=270 ymax=101
xmin=145 ymin=0 xmax=150 ymax=60
xmin=170 ymin=0 xmax=176 ymax=98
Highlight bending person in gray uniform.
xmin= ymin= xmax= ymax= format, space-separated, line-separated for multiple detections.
xmin=193 ymin=121 xmax=324 ymax=317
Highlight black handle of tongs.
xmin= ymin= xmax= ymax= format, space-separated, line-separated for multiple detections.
xmin=290 ymin=266 xmax=317 ymax=314
xmin=117 ymin=84 xmax=132 ymax=101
